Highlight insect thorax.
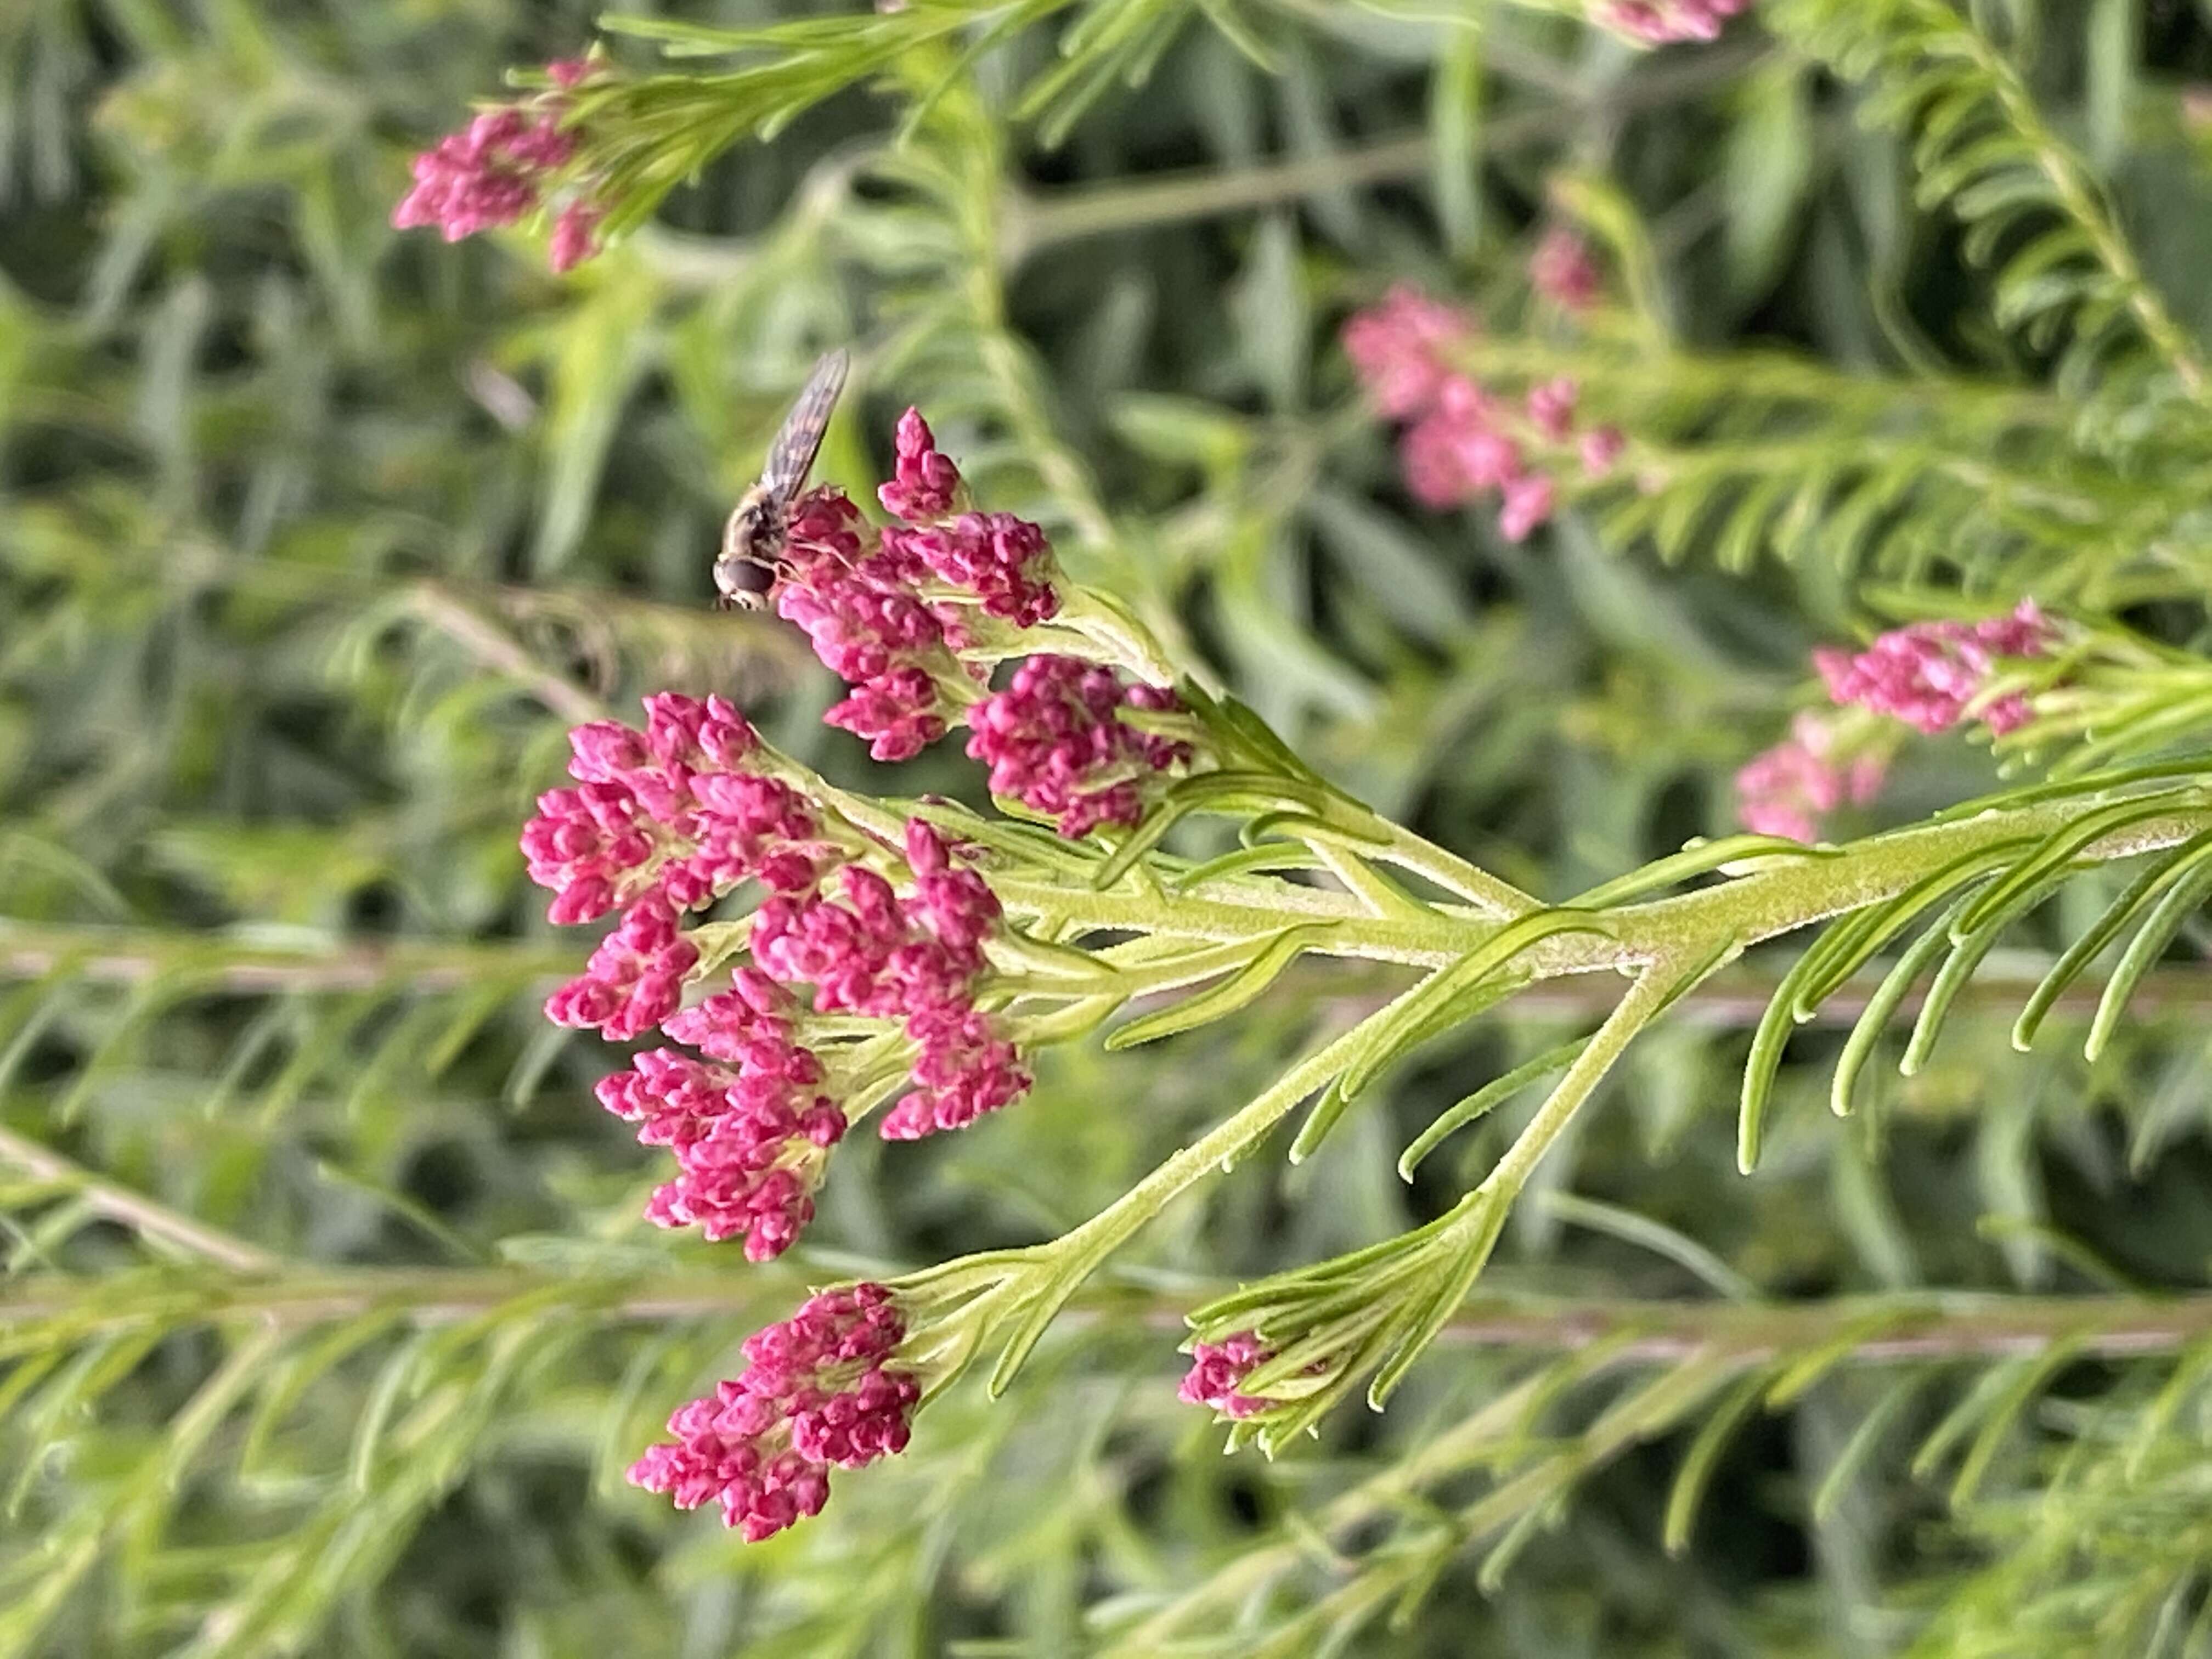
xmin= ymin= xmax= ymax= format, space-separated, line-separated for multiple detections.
xmin=721 ymin=485 xmax=781 ymax=563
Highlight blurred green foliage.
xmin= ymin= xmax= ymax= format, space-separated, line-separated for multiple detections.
xmin=10 ymin=1 xmax=2212 ymax=1654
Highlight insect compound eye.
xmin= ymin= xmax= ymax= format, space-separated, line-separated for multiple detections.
xmin=713 ymin=556 xmax=776 ymax=604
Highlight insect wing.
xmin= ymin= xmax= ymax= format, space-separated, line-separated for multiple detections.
xmin=761 ymin=348 xmax=849 ymax=509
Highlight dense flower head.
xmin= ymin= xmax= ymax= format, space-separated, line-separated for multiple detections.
xmin=535 ymin=692 xmax=1038 ymax=1169
xmin=596 ymin=967 xmax=845 ymax=1258
xmin=1178 ymin=1331 xmax=1274 ymax=1420
xmin=878 ymin=408 xmax=962 ymax=521
xmin=606 ymin=1049 xmax=845 ymax=1259
xmin=392 ymin=60 xmax=606 ymax=270
xmin=629 ymin=1284 xmax=920 ymax=1541
xmin=544 ymin=896 xmax=698 ymax=1041
xmin=1498 ymin=474 xmax=1558 ymax=545
xmin=521 ymin=781 xmax=654 ymax=926
xmin=524 ymin=693 xmax=789 ymax=922
xmin=884 ymin=512 xmax=1059 ymax=629
xmin=768 ymin=413 xmax=1064 ymax=761
xmin=1345 ymin=278 xmax=1622 ymax=543
xmin=775 ymin=490 xmax=953 ymax=762
xmin=1735 ymin=713 xmax=1889 ymax=844
xmin=882 ymin=1005 xmax=1030 ymax=1139
xmin=1530 ymin=228 xmax=1601 ymax=311
xmin=1527 ymin=377 xmax=1578 ymax=442
xmin=528 ymin=694 xmax=829 ymax=1039
xmin=549 ymin=202 xmax=602 ymax=274
xmin=747 ymin=818 xmax=1033 ymax=1139
xmin=1814 ymin=602 xmax=2054 ymax=737
xmin=965 ymin=655 xmax=1190 ymax=837
xmin=1580 ymin=425 xmax=1627 ymax=476
xmin=1341 ymin=284 xmax=1474 ymax=419
xmin=1594 ymin=0 xmax=1751 ymax=44
xmin=1402 ymin=376 xmax=1520 ymax=506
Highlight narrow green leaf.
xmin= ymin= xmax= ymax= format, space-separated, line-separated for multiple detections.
xmin=1911 ymin=1359 xmax=2030 ymax=1482
xmin=1949 ymin=1334 xmax=2087 ymax=1508
xmin=1108 ymin=925 xmax=1323 ymax=1050
xmin=1766 ymin=1310 xmax=1917 ymax=1407
xmin=1903 ymin=870 xmax=2072 ymax=1075
xmin=1564 ymin=834 xmax=1838 ymax=911
xmin=1539 ymin=1192 xmax=1758 ymax=1303
xmin=1475 ymin=1498 xmax=1556 ymax=1593
xmin=1429 ymin=21 xmax=1482 ymax=256
xmin=1397 ymin=1037 xmax=1584 ymax=1181
xmin=1663 ymin=1369 xmax=1772 ymax=1555
xmin=1165 ymin=842 xmax=1327 ymax=890
xmin=1813 ymin=1374 xmax=1924 ymax=1524
xmin=2012 ymin=828 xmax=2212 ymax=1050
xmin=2087 ymin=843 xmax=2212 ymax=1060
xmin=1953 ymin=797 xmax=2176 ymax=936
xmin=1367 ymin=1204 xmax=1505 ymax=1408
xmin=1337 ymin=911 xmax=1615 ymax=1107
xmin=1794 ymin=840 xmax=2033 ymax=1015
xmin=1832 ymin=895 xmax=1972 ymax=1118
xmin=1287 ymin=1074 xmax=1359 ymax=1165
xmin=1740 ymin=927 xmax=1853 ymax=1173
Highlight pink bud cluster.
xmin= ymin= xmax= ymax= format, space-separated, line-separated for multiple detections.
xmin=1178 ymin=1331 xmax=1274 ymax=1420
xmin=1734 ymin=713 xmax=1889 ymax=845
xmin=1342 ymin=283 xmax=1623 ymax=544
xmin=392 ymin=58 xmax=606 ymax=272
xmin=1735 ymin=603 xmax=2055 ymax=840
xmin=1593 ymin=0 xmax=1750 ymax=44
xmin=527 ymin=699 xmax=1040 ymax=1242
xmin=1814 ymin=602 xmax=2054 ymax=737
xmin=594 ymin=970 xmax=845 ymax=1260
xmin=1531 ymin=228 xmax=1602 ymax=312
xmin=966 ymin=655 xmax=1189 ymax=837
xmin=751 ymin=821 xmax=1031 ymax=1140
xmin=525 ymin=695 xmax=822 ymax=1041
xmin=629 ymin=1284 xmax=919 ymax=1541
xmin=1341 ymin=285 xmax=1469 ymax=420
xmin=772 ymin=412 xmax=1062 ymax=762
xmin=544 ymin=896 xmax=699 ymax=1043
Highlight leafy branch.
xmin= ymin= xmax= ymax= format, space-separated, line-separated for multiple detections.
xmin=850 ymin=754 xmax=2212 ymax=1435
xmin=1765 ymin=0 xmax=2211 ymax=402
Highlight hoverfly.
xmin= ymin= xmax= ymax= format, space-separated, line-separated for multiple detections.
xmin=713 ymin=347 xmax=850 ymax=610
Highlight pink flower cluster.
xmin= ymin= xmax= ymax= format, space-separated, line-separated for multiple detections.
xmin=1814 ymin=602 xmax=2053 ymax=737
xmin=1531 ymin=228 xmax=1601 ymax=312
xmin=629 ymin=1284 xmax=919 ymax=1541
xmin=1342 ymin=286 xmax=1468 ymax=420
xmin=595 ymin=973 xmax=845 ymax=1260
xmin=392 ymin=58 xmax=605 ymax=272
xmin=526 ymin=695 xmax=820 ymax=1040
xmin=1594 ymin=0 xmax=1750 ymax=43
xmin=1178 ymin=1331 xmax=1274 ymax=1420
xmin=1734 ymin=713 xmax=1888 ymax=845
xmin=1342 ymin=283 xmax=1622 ymax=544
xmin=966 ymin=655 xmax=1189 ymax=837
xmin=751 ymin=820 xmax=1030 ymax=1141
xmin=1735 ymin=603 xmax=2055 ymax=842
xmin=544 ymin=896 xmax=699 ymax=1045
xmin=524 ymin=694 xmax=1039 ymax=1241
xmin=771 ymin=412 xmax=1062 ymax=761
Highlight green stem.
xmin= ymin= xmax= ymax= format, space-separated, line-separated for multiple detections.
xmin=1546 ymin=795 xmax=2212 ymax=975
xmin=996 ymin=38 xmax=1770 ymax=261
xmin=0 ymin=1125 xmax=276 ymax=1274
xmin=1477 ymin=964 xmax=1674 ymax=1204
xmin=15 ymin=919 xmax=2212 ymax=1025
xmin=1950 ymin=13 xmax=2209 ymax=398
xmin=11 ymin=1267 xmax=2212 ymax=1363
xmin=0 ymin=919 xmax=573 ymax=994
xmin=1009 ymin=985 xmax=1428 ymax=1317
